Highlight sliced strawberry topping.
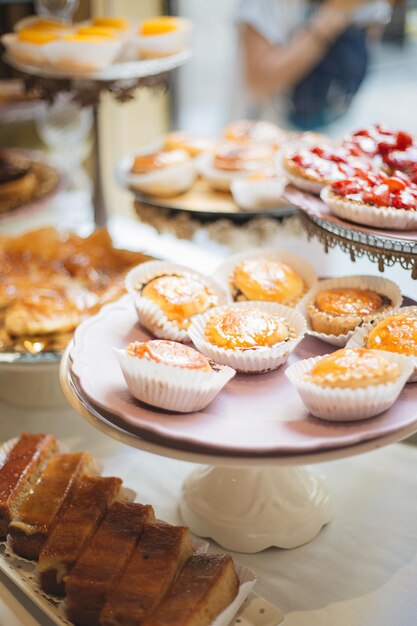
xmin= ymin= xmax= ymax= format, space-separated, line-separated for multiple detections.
xmin=330 ymin=169 xmax=417 ymax=210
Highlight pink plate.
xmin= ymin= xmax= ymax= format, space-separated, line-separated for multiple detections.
xmin=70 ymin=295 xmax=417 ymax=457
xmin=284 ymin=185 xmax=417 ymax=241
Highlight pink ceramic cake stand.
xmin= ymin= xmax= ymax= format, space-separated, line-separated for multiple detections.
xmin=60 ymin=296 xmax=417 ymax=553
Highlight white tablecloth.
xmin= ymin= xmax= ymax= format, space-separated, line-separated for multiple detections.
xmin=1 ymin=405 xmax=417 ymax=626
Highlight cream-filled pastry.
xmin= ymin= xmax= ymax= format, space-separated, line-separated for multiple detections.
xmin=126 ymin=339 xmax=211 ymax=371
xmin=231 ymin=258 xmax=305 ymax=306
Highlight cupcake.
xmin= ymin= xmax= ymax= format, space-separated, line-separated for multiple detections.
xmin=197 ymin=142 xmax=275 ymax=191
xmin=298 ymin=275 xmax=402 ymax=346
xmin=347 ymin=306 xmax=417 ymax=381
xmin=125 ymin=261 xmax=228 ymax=342
xmin=122 ymin=148 xmax=197 ymax=197
xmin=14 ymin=16 xmax=73 ymax=34
xmin=114 ymin=339 xmax=235 ymax=412
xmin=282 ymin=144 xmax=372 ymax=195
xmin=216 ymin=248 xmax=317 ymax=307
xmin=223 ymin=119 xmax=286 ymax=149
xmin=321 ymin=170 xmax=417 ymax=230
xmin=188 ymin=301 xmax=307 ymax=373
xmin=135 ymin=16 xmax=191 ymax=58
xmin=163 ymin=131 xmax=213 ymax=157
xmin=286 ymin=347 xmax=413 ymax=421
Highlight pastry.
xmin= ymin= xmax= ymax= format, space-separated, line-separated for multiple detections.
xmin=307 ymin=286 xmax=393 ymax=336
xmin=65 ymin=501 xmax=155 ymax=626
xmin=163 ymin=131 xmax=213 ymax=157
xmin=282 ymin=144 xmax=371 ymax=194
xmin=0 ymin=150 xmax=36 ymax=208
xmin=38 ymin=475 xmax=123 ymax=595
xmin=131 ymin=149 xmax=190 ymax=175
xmin=100 ymin=524 xmax=193 ymax=626
xmin=136 ymin=16 xmax=191 ymax=58
xmin=0 ymin=434 xmax=58 ymax=539
xmin=141 ymin=554 xmax=240 ymax=626
xmin=223 ymin=119 xmax=285 ymax=148
xmin=321 ymin=171 xmax=417 ymax=230
xmin=343 ymin=124 xmax=411 ymax=158
xmin=306 ymin=348 xmax=400 ymax=388
xmin=115 ymin=340 xmax=235 ymax=412
xmin=205 ymin=306 xmax=292 ymax=350
xmin=9 ymin=452 xmax=98 ymax=559
xmin=43 ymin=33 xmax=122 ymax=71
xmin=91 ymin=17 xmax=130 ymax=31
xmin=366 ymin=313 xmax=417 ymax=356
xmin=230 ymin=257 xmax=305 ymax=306
xmin=126 ymin=149 xmax=196 ymax=197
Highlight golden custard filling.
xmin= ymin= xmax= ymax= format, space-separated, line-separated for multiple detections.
xmin=205 ymin=307 xmax=290 ymax=350
xmin=315 ymin=287 xmax=384 ymax=317
xmin=131 ymin=149 xmax=189 ymax=174
xmin=18 ymin=30 xmax=59 ymax=44
xmin=232 ymin=258 xmax=305 ymax=305
xmin=92 ymin=17 xmax=129 ymax=30
xmin=139 ymin=17 xmax=180 ymax=36
xmin=308 ymin=348 xmax=399 ymax=388
xmin=126 ymin=340 xmax=211 ymax=371
xmin=366 ymin=314 xmax=417 ymax=356
xmin=141 ymin=274 xmax=218 ymax=328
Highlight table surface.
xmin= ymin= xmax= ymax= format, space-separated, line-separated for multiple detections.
xmin=2 ymin=200 xmax=417 ymax=625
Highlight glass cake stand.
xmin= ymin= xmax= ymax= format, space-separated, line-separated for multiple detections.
xmin=59 ymin=296 xmax=417 ymax=554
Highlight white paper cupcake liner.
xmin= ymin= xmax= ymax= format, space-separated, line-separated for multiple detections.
xmin=115 ymin=152 xmax=197 ymax=197
xmin=188 ymin=301 xmax=307 ymax=374
xmin=286 ymin=350 xmax=413 ymax=421
xmin=297 ymin=274 xmax=403 ymax=347
xmin=321 ymin=186 xmax=417 ymax=230
xmin=126 ymin=261 xmax=229 ymax=342
xmin=285 ymin=171 xmax=325 ymax=195
xmin=346 ymin=305 xmax=417 ymax=382
xmin=114 ymin=347 xmax=235 ymax=412
xmin=43 ymin=38 xmax=123 ymax=71
xmin=215 ymin=246 xmax=318 ymax=307
xmin=230 ymin=176 xmax=288 ymax=211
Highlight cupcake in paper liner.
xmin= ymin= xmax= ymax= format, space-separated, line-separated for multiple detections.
xmin=43 ymin=35 xmax=123 ymax=71
xmin=297 ymin=275 xmax=402 ymax=347
xmin=346 ymin=305 xmax=417 ymax=382
xmin=215 ymin=246 xmax=317 ymax=308
xmin=114 ymin=340 xmax=235 ymax=412
xmin=321 ymin=172 xmax=417 ymax=231
xmin=126 ymin=261 xmax=229 ymax=342
xmin=1 ymin=31 xmax=59 ymax=66
xmin=188 ymin=301 xmax=307 ymax=374
xmin=134 ymin=16 xmax=192 ymax=58
xmin=286 ymin=348 xmax=413 ymax=421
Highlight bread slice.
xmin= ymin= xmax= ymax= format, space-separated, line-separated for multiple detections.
xmin=8 ymin=452 xmax=97 ymax=559
xmin=100 ymin=523 xmax=193 ymax=626
xmin=141 ymin=554 xmax=240 ymax=626
xmin=65 ymin=501 xmax=155 ymax=626
xmin=38 ymin=475 xmax=123 ymax=596
xmin=0 ymin=433 xmax=58 ymax=539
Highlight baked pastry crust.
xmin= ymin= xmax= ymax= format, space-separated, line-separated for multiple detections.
xmin=131 ymin=149 xmax=190 ymax=175
xmin=306 ymin=348 xmax=400 ymax=388
xmin=141 ymin=274 xmax=218 ymax=329
xmin=126 ymin=340 xmax=212 ymax=372
xmin=231 ymin=258 xmax=305 ymax=306
xmin=307 ymin=287 xmax=392 ymax=336
xmin=205 ymin=307 xmax=292 ymax=350
xmin=366 ymin=313 xmax=417 ymax=356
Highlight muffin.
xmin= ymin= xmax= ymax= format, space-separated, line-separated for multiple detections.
xmin=115 ymin=339 xmax=235 ymax=412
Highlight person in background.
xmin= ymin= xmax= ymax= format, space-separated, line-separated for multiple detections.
xmin=235 ymin=0 xmax=393 ymax=130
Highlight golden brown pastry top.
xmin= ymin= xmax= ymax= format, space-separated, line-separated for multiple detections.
xmin=163 ymin=131 xmax=213 ymax=157
xmin=91 ymin=17 xmax=129 ymax=30
xmin=366 ymin=313 xmax=417 ymax=356
xmin=17 ymin=30 xmax=59 ymax=44
xmin=232 ymin=258 xmax=304 ymax=305
xmin=213 ymin=143 xmax=274 ymax=172
xmin=131 ymin=149 xmax=190 ymax=174
xmin=315 ymin=287 xmax=384 ymax=317
xmin=205 ymin=307 xmax=290 ymax=350
xmin=126 ymin=340 xmax=212 ymax=372
xmin=308 ymin=348 xmax=399 ymax=388
xmin=141 ymin=274 xmax=217 ymax=328
xmin=223 ymin=119 xmax=284 ymax=148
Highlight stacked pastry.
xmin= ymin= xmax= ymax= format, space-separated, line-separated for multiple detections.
xmin=0 ymin=433 xmax=240 ymax=626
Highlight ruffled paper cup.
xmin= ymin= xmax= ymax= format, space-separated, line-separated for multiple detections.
xmin=116 ymin=152 xmax=197 ymax=197
xmin=286 ymin=350 xmax=413 ymax=421
xmin=114 ymin=347 xmax=235 ymax=412
xmin=346 ymin=305 xmax=417 ymax=382
xmin=126 ymin=261 xmax=229 ymax=342
xmin=215 ymin=246 xmax=318 ymax=307
xmin=43 ymin=38 xmax=122 ymax=71
xmin=188 ymin=301 xmax=307 ymax=374
xmin=285 ymin=170 xmax=325 ymax=195
xmin=230 ymin=176 xmax=288 ymax=211
xmin=321 ymin=186 xmax=417 ymax=230
xmin=135 ymin=18 xmax=192 ymax=58
xmin=297 ymin=274 xmax=403 ymax=347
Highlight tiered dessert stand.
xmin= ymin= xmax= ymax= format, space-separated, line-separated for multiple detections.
xmin=5 ymin=50 xmax=192 ymax=225
xmin=60 ymin=294 xmax=417 ymax=554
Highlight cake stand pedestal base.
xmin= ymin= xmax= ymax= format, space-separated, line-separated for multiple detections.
xmin=179 ymin=465 xmax=332 ymax=553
